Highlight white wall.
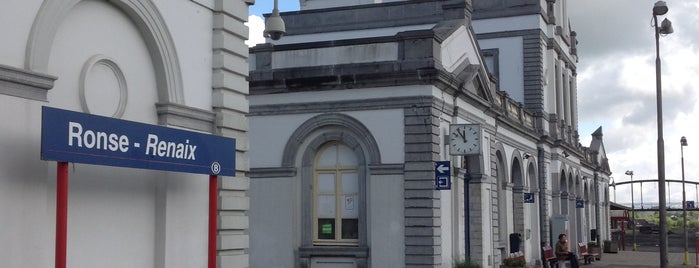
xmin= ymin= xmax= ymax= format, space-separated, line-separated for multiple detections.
xmin=249 ymin=87 xmax=417 ymax=166
xmin=300 ymin=0 xmax=406 ymax=10
xmin=47 ymin=1 xmax=159 ymax=120
xmin=0 ymin=1 xmax=42 ymax=67
xmin=472 ymin=15 xmax=543 ymax=35
xmin=249 ymin=177 xmax=296 ymax=267
xmin=248 ymin=91 xmax=409 ymax=266
xmin=368 ymin=174 xmax=405 ymax=267
xmin=0 ymin=0 xmax=217 ymax=267
xmin=153 ymin=0 xmax=213 ymax=110
xmin=476 ymin=37 xmax=524 ymax=103
xmin=0 ymin=97 xmax=51 ymax=268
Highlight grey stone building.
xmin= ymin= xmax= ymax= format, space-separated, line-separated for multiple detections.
xmin=248 ymin=0 xmax=611 ymax=267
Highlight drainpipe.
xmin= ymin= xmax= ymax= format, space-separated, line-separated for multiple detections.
xmin=465 ymin=160 xmax=471 ymax=259
xmin=594 ymin=171 xmax=601 ymax=242
xmin=538 ymin=147 xmax=548 ymax=260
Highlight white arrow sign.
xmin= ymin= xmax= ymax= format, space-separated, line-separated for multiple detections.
xmin=437 ymin=164 xmax=449 ymax=174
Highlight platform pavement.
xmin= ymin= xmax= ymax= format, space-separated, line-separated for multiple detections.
xmin=584 ymin=250 xmax=699 ymax=268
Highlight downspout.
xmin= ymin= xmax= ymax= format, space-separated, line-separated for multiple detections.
xmin=594 ymin=171 xmax=601 ymax=242
xmin=465 ymin=160 xmax=471 ymax=259
xmin=538 ymin=146 xmax=548 ymax=260
xmin=451 ymin=88 xmax=471 ymax=260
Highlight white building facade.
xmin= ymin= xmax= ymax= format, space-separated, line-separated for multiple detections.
xmin=248 ymin=0 xmax=611 ymax=267
xmin=0 ymin=0 xmax=252 ymax=267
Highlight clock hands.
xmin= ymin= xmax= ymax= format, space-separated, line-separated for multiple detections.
xmin=459 ymin=128 xmax=467 ymax=142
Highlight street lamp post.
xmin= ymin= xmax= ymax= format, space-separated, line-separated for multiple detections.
xmin=611 ymin=177 xmax=616 ymax=203
xmin=682 ymin=136 xmax=689 ymax=265
xmin=626 ymin=170 xmax=636 ymax=251
xmin=652 ymin=1 xmax=673 ymax=267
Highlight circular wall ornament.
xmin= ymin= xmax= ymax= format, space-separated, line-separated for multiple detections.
xmin=79 ymin=55 xmax=128 ymax=118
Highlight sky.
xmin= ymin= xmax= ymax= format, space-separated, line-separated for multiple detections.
xmin=246 ymin=1 xmax=699 ymax=207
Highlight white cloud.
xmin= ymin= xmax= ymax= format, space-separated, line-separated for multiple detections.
xmin=571 ymin=1 xmax=699 ymax=206
xmin=246 ymin=15 xmax=265 ymax=47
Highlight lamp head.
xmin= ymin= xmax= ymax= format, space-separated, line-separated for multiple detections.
xmin=625 ymin=170 xmax=633 ymax=176
xmin=653 ymin=1 xmax=669 ymax=15
xmin=263 ymin=7 xmax=285 ymax=40
xmin=660 ymin=18 xmax=674 ymax=35
xmin=681 ymin=136 xmax=688 ymax=146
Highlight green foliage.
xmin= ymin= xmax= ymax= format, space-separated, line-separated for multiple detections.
xmin=502 ymin=256 xmax=526 ymax=267
xmin=454 ymin=258 xmax=481 ymax=268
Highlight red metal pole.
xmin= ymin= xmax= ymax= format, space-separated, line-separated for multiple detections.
xmin=208 ymin=175 xmax=218 ymax=268
xmin=621 ymin=221 xmax=626 ymax=251
xmin=56 ymin=162 xmax=68 ymax=268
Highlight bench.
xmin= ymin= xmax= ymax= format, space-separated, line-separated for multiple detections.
xmin=578 ymin=243 xmax=599 ymax=264
xmin=542 ymin=245 xmax=567 ymax=268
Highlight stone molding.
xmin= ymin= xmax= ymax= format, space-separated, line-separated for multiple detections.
xmin=281 ymin=113 xmax=382 ymax=167
xmin=155 ymin=102 xmax=216 ymax=133
xmin=248 ymin=167 xmax=297 ymax=178
xmin=26 ymin=0 xmax=184 ymax=104
xmin=79 ymin=55 xmax=128 ymax=118
xmin=0 ymin=64 xmax=56 ymax=101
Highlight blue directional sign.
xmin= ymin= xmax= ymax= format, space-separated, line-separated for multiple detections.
xmin=41 ymin=106 xmax=235 ymax=176
xmin=524 ymin=193 xmax=535 ymax=203
xmin=576 ymin=199 xmax=584 ymax=208
xmin=434 ymin=161 xmax=451 ymax=190
xmin=687 ymin=201 xmax=695 ymax=209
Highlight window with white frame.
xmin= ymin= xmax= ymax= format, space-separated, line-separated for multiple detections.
xmin=313 ymin=141 xmax=359 ymax=245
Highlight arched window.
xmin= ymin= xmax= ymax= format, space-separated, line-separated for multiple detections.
xmin=313 ymin=141 xmax=359 ymax=245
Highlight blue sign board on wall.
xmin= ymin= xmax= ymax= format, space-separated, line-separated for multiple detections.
xmin=434 ymin=161 xmax=451 ymax=190
xmin=41 ymin=106 xmax=236 ymax=176
xmin=524 ymin=193 xmax=535 ymax=203
xmin=576 ymin=199 xmax=584 ymax=208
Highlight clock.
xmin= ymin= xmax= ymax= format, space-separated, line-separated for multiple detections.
xmin=449 ymin=124 xmax=481 ymax=155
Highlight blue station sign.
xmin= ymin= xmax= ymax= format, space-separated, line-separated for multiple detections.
xmin=524 ymin=193 xmax=535 ymax=203
xmin=41 ymin=106 xmax=235 ymax=176
xmin=434 ymin=161 xmax=451 ymax=190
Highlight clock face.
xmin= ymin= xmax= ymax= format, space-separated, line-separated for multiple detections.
xmin=449 ymin=124 xmax=481 ymax=155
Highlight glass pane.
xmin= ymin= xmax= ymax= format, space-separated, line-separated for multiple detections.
xmin=341 ymin=219 xmax=358 ymax=239
xmin=318 ymin=218 xmax=335 ymax=240
xmin=484 ymin=55 xmax=495 ymax=75
xmin=337 ymin=144 xmax=358 ymax=166
xmin=342 ymin=194 xmax=358 ymax=218
xmin=317 ymin=145 xmax=337 ymax=167
xmin=317 ymin=173 xmax=335 ymax=193
xmin=341 ymin=173 xmax=358 ymax=193
xmin=317 ymin=195 xmax=336 ymax=217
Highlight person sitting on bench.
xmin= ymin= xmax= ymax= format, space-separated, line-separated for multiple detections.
xmin=555 ymin=233 xmax=580 ymax=268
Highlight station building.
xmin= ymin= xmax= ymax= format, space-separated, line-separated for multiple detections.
xmin=248 ymin=0 xmax=612 ymax=267
xmin=0 ymin=0 xmax=252 ymax=267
